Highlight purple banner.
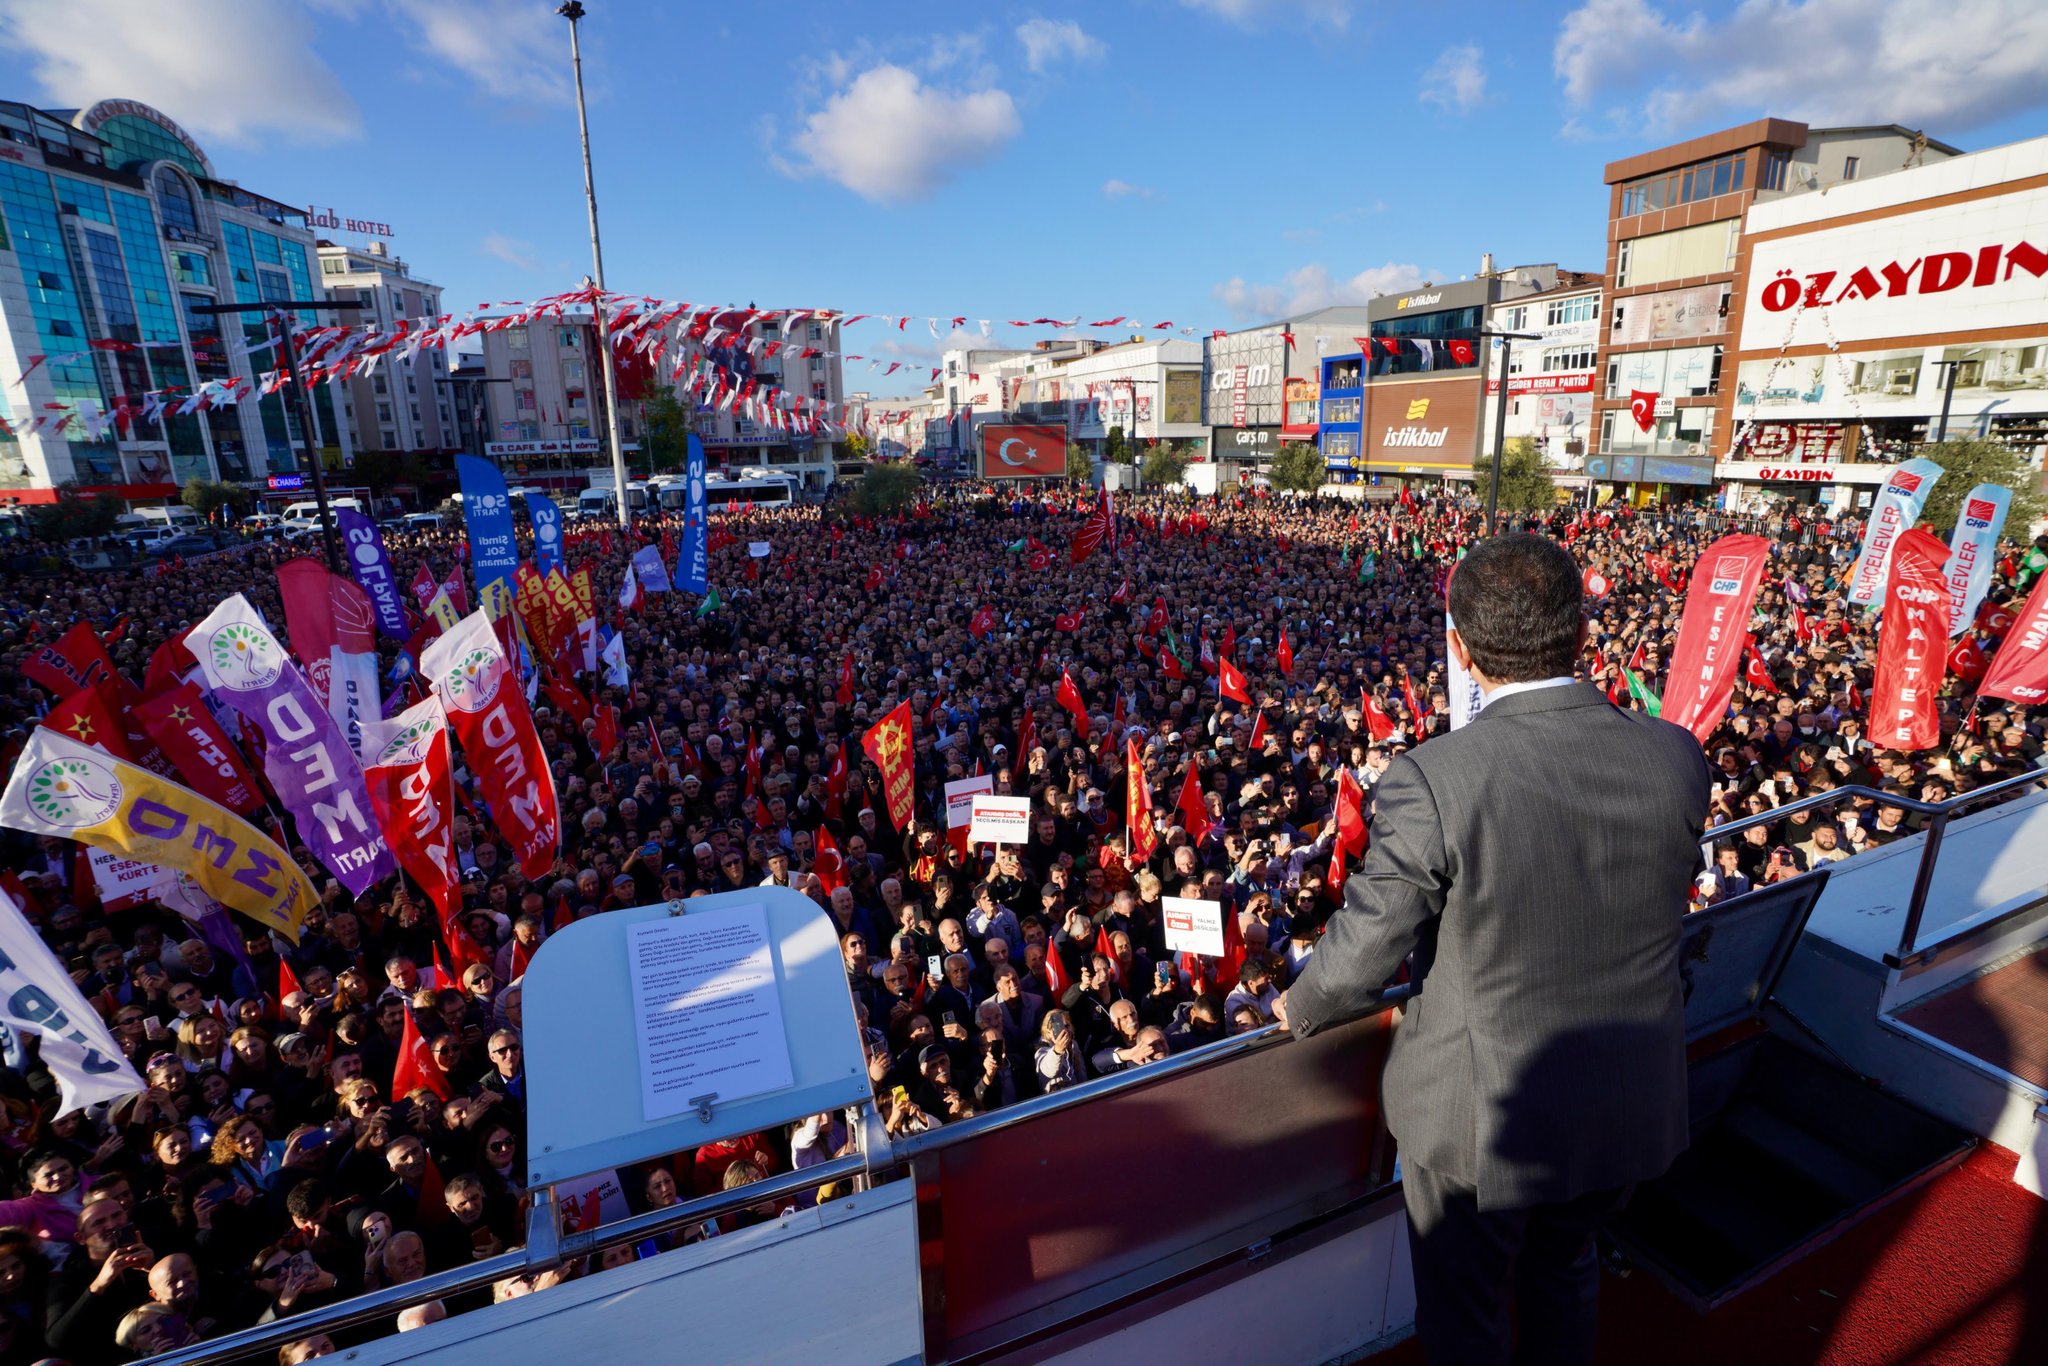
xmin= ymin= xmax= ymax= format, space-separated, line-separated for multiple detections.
xmin=335 ymin=508 xmax=412 ymax=642
xmin=187 ymin=594 xmax=395 ymax=897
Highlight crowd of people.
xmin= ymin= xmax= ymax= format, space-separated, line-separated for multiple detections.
xmin=0 ymin=476 xmax=2039 ymax=1361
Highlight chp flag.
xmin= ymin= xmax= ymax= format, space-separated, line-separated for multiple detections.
xmin=0 ymin=726 xmax=316 ymax=940
xmin=1848 ymin=458 xmax=1943 ymax=608
xmin=1978 ymin=577 xmax=2048 ymax=706
xmin=1869 ymin=527 xmax=1953 ymax=750
xmin=421 ymin=609 xmax=561 ymax=880
xmin=0 ymin=883 xmax=146 ymax=1114
xmin=1661 ymin=535 xmax=1773 ymax=743
xmin=1943 ymin=485 xmax=2011 ymax=637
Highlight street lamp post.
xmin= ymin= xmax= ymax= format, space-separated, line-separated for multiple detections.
xmin=1929 ymin=350 xmax=1981 ymax=444
xmin=1478 ymin=329 xmax=1540 ymax=535
xmin=557 ymin=1 xmax=631 ymax=530
xmin=191 ymin=298 xmax=365 ymax=572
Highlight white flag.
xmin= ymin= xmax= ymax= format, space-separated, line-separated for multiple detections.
xmin=0 ymin=887 xmax=145 ymax=1115
xmin=601 ymin=631 xmax=630 ymax=689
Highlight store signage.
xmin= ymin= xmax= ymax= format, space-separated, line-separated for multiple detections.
xmin=1395 ymin=291 xmax=1443 ymax=311
xmin=1383 ymin=423 xmax=1449 ymax=448
xmin=1714 ymin=459 xmax=1893 ymax=485
xmin=306 ymin=207 xmax=395 ymax=238
xmin=1743 ymin=187 xmax=2048 ymax=348
xmin=485 ymin=440 xmax=601 ymax=457
xmin=1231 ymin=364 xmax=1249 ymax=427
xmin=1219 ymin=426 xmax=1278 ymax=454
xmin=266 ymin=474 xmax=306 ymax=491
xmin=1485 ymin=373 xmax=1597 ymax=396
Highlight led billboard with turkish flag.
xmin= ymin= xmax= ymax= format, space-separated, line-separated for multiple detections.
xmin=979 ymin=424 xmax=1067 ymax=479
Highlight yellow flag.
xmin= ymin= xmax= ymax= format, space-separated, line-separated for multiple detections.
xmin=1 ymin=728 xmax=314 ymax=941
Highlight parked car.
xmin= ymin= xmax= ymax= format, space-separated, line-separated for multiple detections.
xmin=143 ymin=533 xmax=221 ymax=558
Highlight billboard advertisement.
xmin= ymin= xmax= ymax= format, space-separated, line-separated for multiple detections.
xmin=1362 ymin=379 xmax=1480 ymax=471
xmin=1608 ymin=284 xmax=1727 ymax=345
xmin=979 ymin=424 xmax=1067 ymax=479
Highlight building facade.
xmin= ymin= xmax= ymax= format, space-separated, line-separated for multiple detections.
xmin=0 ymin=97 xmax=356 ymax=507
xmin=1482 ymin=281 xmax=1602 ymax=475
xmin=1062 ymin=337 xmax=1205 ymax=464
xmin=317 ymin=240 xmax=457 ymax=464
xmin=1592 ymin=118 xmax=1957 ymax=498
xmin=1721 ymin=132 xmax=2048 ymax=512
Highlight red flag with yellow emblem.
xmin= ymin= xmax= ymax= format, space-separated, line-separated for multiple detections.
xmin=860 ymin=700 xmax=918 ymax=830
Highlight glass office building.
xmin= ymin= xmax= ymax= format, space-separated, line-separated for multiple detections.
xmin=0 ymin=98 xmax=353 ymax=505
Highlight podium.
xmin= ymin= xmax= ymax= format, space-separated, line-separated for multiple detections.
xmin=521 ymin=887 xmax=873 ymax=1187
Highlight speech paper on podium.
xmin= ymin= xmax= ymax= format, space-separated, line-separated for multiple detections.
xmin=627 ymin=904 xmax=795 ymax=1122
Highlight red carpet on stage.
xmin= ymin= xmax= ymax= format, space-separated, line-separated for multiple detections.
xmin=1373 ymin=1146 xmax=2048 ymax=1366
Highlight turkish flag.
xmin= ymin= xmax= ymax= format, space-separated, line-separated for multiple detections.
xmin=1161 ymin=649 xmax=1186 ymax=682
xmin=1947 ymin=635 xmax=1989 ymax=685
xmin=1094 ymin=924 xmax=1124 ymax=986
xmin=1056 ymin=668 xmax=1091 ymax=738
xmin=969 ymin=605 xmax=996 ymax=639
xmin=1013 ymin=707 xmax=1037 ymax=785
xmin=1055 ymin=609 xmax=1084 ymax=633
xmin=1248 ymin=707 xmax=1268 ymax=752
xmin=593 ymin=703 xmax=620 ymax=760
xmin=1276 ymin=629 xmax=1294 ymax=676
xmin=1111 ymin=579 xmax=1130 ymax=606
xmin=1125 ymin=737 xmax=1157 ymax=863
xmin=1400 ymin=668 xmax=1426 ymax=724
xmin=1978 ymin=599 xmax=2018 ymax=638
xmin=1447 ymin=338 xmax=1475 ymax=366
xmin=1584 ymin=569 xmax=1612 ymax=598
xmin=1743 ymin=640 xmax=1780 ymax=694
xmin=1363 ymin=691 xmax=1397 ymax=742
xmin=1335 ymin=769 xmax=1368 ymax=860
xmin=1218 ymin=656 xmax=1250 ymax=705
xmin=1629 ymin=389 xmax=1659 ymax=433
xmin=391 ymin=1005 xmax=452 ymax=1103
xmin=1868 ymin=528 xmax=1951 ymax=751
xmin=837 ymin=651 xmax=856 ymax=706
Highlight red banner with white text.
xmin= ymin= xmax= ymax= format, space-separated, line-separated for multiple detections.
xmin=420 ymin=610 xmax=561 ymax=880
xmin=134 ymin=681 xmax=264 ymax=815
xmin=1979 ymin=580 xmax=2048 ymax=706
xmin=1869 ymin=528 xmax=1952 ymax=750
xmin=1661 ymin=535 xmax=1773 ymax=742
xmin=362 ymin=695 xmax=461 ymax=922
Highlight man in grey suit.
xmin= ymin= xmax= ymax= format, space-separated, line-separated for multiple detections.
xmin=1276 ymin=532 xmax=1709 ymax=1365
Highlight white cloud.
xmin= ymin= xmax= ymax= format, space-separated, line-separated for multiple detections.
xmin=787 ymin=63 xmax=1021 ymax=203
xmin=0 ymin=0 xmax=362 ymax=144
xmin=1555 ymin=0 xmax=2048 ymax=137
xmin=1179 ymin=0 xmax=1357 ymax=28
xmin=1420 ymin=44 xmax=1487 ymax=113
xmin=1016 ymin=18 xmax=1105 ymax=73
xmin=481 ymin=232 xmax=540 ymax=271
xmin=1212 ymin=261 xmax=1427 ymax=322
xmin=383 ymin=0 xmax=570 ymax=104
xmin=1102 ymin=178 xmax=1154 ymax=199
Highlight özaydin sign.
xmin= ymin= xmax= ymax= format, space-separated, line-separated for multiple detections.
xmin=979 ymin=424 xmax=1066 ymax=479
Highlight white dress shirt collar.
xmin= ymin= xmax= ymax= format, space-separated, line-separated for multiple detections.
xmin=1478 ymin=676 xmax=1578 ymax=711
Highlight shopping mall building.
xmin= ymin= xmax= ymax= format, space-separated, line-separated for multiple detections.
xmin=1719 ymin=132 xmax=2048 ymax=514
xmin=0 ymin=97 xmax=363 ymax=509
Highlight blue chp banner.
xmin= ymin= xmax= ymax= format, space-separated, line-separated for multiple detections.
xmin=334 ymin=508 xmax=411 ymax=642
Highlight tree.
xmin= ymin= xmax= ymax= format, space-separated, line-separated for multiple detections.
xmin=1103 ymin=425 xmax=1129 ymax=469
xmin=1270 ymin=441 xmax=1327 ymax=495
xmin=642 ymin=390 xmax=691 ymax=473
xmin=1065 ymin=441 xmax=1095 ymax=485
xmin=851 ymin=461 xmax=921 ymax=518
xmin=28 ymin=485 xmax=123 ymax=542
xmin=181 ymin=478 xmax=250 ymax=524
xmin=1140 ymin=442 xmax=1191 ymax=489
xmin=840 ymin=431 xmax=873 ymax=463
xmin=1916 ymin=438 xmax=2046 ymax=534
xmin=1471 ymin=437 xmax=1555 ymax=514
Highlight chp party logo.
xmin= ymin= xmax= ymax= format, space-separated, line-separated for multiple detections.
xmin=23 ymin=752 xmax=124 ymax=829
xmin=376 ymin=714 xmax=441 ymax=766
xmin=1709 ymin=556 xmax=1748 ymax=595
xmin=1965 ymin=498 xmax=1998 ymax=525
xmin=442 ymin=647 xmax=504 ymax=713
xmin=1887 ymin=471 xmax=1924 ymax=496
xmin=207 ymin=621 xmax=284 ymax=691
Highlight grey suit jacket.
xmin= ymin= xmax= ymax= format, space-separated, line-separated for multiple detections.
xmin=1287 ymin=681 xmax=1710 ymax=1210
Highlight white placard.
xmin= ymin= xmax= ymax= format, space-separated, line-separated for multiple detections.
xmin=1162 ymin=896 xmax=1226 ymax=958
xmin=748 ymin=541 xmax=772 ymax=558
xmin=554 ymin=1167 xmax=632 ymax=1233
xmin=944 ymin=775 xmax=994 ymax=830
xmin=967 ymin=795 xmax=1033 ymax=845
xmin=627 ymin=904 xmax=795 ymax=1122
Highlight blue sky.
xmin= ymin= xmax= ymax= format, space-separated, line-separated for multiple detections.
xmin=4 ymin=0 xmax=2047 ymax=391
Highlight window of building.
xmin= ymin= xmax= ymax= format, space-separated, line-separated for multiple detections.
xmin=373 ymin=376 xmax=387 ymax=394
xmin=405 ymin=377 xmax=415 ymax=393
xmin=49 ymin=318 xmax=75 ymax=337
xmin=1761 ymin=151 xmax=1790 ymax=191
xmin=1842 ymin=156 xmax=1859 ymax=181
xmin=1542 ymin=346 xmax=1597 ymax=372
xmin=1545 ymin=295 xmax=1598 ymax=327
xmin=381 ymin=430 xmax=395 ymax=447
xmin=1618 ymin=152 xmax=1748 ymax=217
xmin=1614 ymin=220 xmax=1739 ymax=289
xmin=154 ymin=167 xmax=201 ymax=237
xmin=1500 ymin=306 xmax=1527 ymax=331
xmin=558 ymin=328 xmax=579 ymax=349
xmin=808 ymin=324 xmax=822 ymax=341
xmin=506 ymin=326 xmax=529 ymax=351
xmin=376 ymin=403 xmax=392 ymax=422
xmin=410 ymin=405 xmax=420 ymax=422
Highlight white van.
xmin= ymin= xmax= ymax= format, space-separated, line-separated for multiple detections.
xmin=280 ymin=497 xmax=365 ymax=529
